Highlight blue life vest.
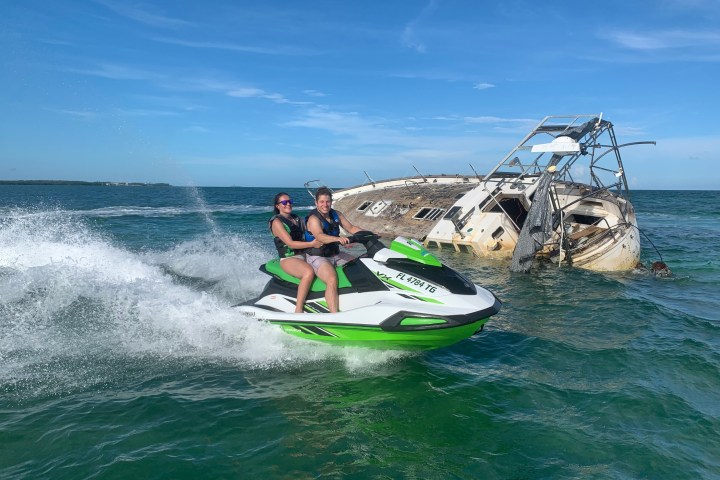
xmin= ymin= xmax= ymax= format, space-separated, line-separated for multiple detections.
xmin=305 ymin=208 xmax=341 ymax=257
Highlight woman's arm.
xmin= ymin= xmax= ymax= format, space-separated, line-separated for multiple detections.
xmin=272 ymin=218 xmax=321 ymax=249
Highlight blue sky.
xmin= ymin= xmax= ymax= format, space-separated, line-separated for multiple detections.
xmin=2 ymin=0 xmax=719 ymax=189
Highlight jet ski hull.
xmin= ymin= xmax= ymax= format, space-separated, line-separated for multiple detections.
xmin=237 ymin=235 xmax=501 ymax=350
xmin=274 ymin=318 xmax=489 ymax=350
xmin=237 ymin=292 xmax=500 ymax=350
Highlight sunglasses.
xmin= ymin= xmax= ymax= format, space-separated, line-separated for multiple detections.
xmin=278 ymin=199 xmax=293 ymax=206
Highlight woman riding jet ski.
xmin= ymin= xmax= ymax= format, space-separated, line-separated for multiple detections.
xmin=235 ymin=232 xmax=501 ymax=350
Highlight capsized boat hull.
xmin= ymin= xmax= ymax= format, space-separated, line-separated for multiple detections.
xmin=328 ymin=114 xmax=654 ymax=273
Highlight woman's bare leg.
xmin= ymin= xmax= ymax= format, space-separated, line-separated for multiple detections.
xmin=280 ymin=257 xmax=315 ymax=313
xmin=315 ymin=261 xmax=339 ymax=313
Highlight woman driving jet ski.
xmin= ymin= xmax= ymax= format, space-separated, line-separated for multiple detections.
xmin=269 ymin=192 xmax=322 ymax=313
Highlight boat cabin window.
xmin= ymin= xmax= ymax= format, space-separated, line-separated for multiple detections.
xmin=357 ymin=201 xmax=373 ymax=212
xmin=566 ymin=214 xmax=602 ymax=225
xmin=444 ymin=206 xmax=462 ymax=220
xmin=477 ymin=186 xmax=502 ymax=211
xmin=413 ymin=207 xmax=445 ymax=221
xmin=427 ymin=209 xmax=445 ymax=220
xmin=487 ymin=197 xmax=528 ymax=229
xmin=414 ymin=207 xmax=432 ymax=219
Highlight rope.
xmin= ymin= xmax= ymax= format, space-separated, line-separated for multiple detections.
xmin=633 ymin=224 xmax=664 ymax=263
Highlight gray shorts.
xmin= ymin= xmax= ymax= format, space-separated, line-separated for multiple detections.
xmin=306 ymin=252 xmax=355 ymax=272
xmin=280 ymin=253 xmax=306 ymax=262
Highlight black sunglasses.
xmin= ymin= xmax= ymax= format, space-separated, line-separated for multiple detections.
xmin=278 ymin=199 xmax=293 ymax=206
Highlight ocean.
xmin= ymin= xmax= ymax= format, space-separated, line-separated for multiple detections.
xmin=1 ymin=186 xmax=718 ymax=479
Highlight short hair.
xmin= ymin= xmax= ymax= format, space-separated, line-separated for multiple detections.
xmin=315 ymin=186 xmax=333 ymax=201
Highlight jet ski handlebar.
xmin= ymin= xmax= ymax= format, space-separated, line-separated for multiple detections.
xmin=324 ymin=231 xmax=385 ymax=257
xmin=346 ymin=230 xmax=378 ymax=244
xmin=346 ymin=230 xmax=385 ymax=257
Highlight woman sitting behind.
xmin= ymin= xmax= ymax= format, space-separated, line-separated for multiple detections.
xmin=270 ymin=192 xmax=323 ymax=313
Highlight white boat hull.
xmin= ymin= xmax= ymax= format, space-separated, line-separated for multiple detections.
xmin=327 ymin=114 xmax=653 ymax=273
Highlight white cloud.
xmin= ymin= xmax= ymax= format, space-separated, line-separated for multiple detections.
xmin=401 ymin=0 xmax=438 ymax=53
xmin=283 ymin=108 xmax=521 ymax=167
xmin=227 ymin=87 xmax=266 ymax=98
xmin=605 ymin=29 xmax=720 ymax=50
xmin=473 ymin=82 xmax=495 ymax=90
xmin=614 ymin=125 xmax=649 ymax=137
xmin=152 ymin=37 xmax=317 ymax=55
xmin=264 ymin=93 xmax=293 ymax=104
xmin=71 ymin=63 xmax=163 ymax=81
xmin=402 ymin=26 xmax=427 ymax=53
xmin=71 ymin=62 xmax=311 ymax=107
xmin=227 ymin=87 xmax=310 ymax=105
xmin=52 ymin=109 xmax=97 ymax=119
xmin=116 ymin=108 xmax=180 ymax=117
xmin=463 ymin=116 xmax=536 ymax=125
xmin=94 ymin=0 xmax=192 ymax=28
xmin=184 ymin=126 xmax=210 ymax=133
xmin=285 ymin=109 xmax=393 ymax=140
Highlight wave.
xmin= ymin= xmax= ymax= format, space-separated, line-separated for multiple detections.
xmin=0 ymin=204 xmax=275 ymax=219
xmin=0 ymin=209 xmax=409 ymax=401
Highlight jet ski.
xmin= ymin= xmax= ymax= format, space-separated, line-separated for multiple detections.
xmin=235 ymin=232 xmax=501 ymax=350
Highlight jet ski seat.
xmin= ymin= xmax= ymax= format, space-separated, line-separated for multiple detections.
xmin=261 ymin=259 xmax=352 ymax=292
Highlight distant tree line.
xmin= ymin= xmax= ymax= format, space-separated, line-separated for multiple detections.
xmin=0 ymin=180 xmax=171 ymax=186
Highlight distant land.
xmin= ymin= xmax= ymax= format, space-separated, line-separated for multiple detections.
xmin=0 ymin=180 xmax=171 ymax=186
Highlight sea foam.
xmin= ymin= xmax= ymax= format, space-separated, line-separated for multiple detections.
xmin=0 ymin=209 xmax=407 ymax=399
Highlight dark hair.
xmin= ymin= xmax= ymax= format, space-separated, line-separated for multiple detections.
xmin=315 ymin=186 xmax=333 ymax=201
xmin=273 ymin=191 xmax=290 ymax=214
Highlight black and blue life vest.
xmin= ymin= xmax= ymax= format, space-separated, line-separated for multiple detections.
xmin=305 ymin=208 xmax=341 ymax=257
xmin=269 ymin=214 xmax=305 ymax=258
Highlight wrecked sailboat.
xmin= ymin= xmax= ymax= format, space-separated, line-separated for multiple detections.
xmin=327 ymin=114 xmax=655 ymax=272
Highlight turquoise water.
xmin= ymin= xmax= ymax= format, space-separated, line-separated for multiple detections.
xmin=1 ymin=186 xmax=719 ymax=479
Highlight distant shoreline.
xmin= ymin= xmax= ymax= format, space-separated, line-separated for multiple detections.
xmin=0 ymin=180 xmax=171 ymax=187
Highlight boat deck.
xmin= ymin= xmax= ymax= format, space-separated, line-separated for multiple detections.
xmin=333 ymin=178 xmax=478 ymax=240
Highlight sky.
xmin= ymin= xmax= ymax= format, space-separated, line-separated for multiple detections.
xmin=1 ymin=0 xmax=719 ymax=189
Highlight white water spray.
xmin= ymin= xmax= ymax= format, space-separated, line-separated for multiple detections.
xmin=184 ymin=185 xmax=218 ymax=233
xmin=0 ymin=209 xmax=410 ymax=399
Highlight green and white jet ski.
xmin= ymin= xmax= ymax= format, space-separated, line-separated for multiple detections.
xmin=235 ymin=232 xmax=501 ymax=350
